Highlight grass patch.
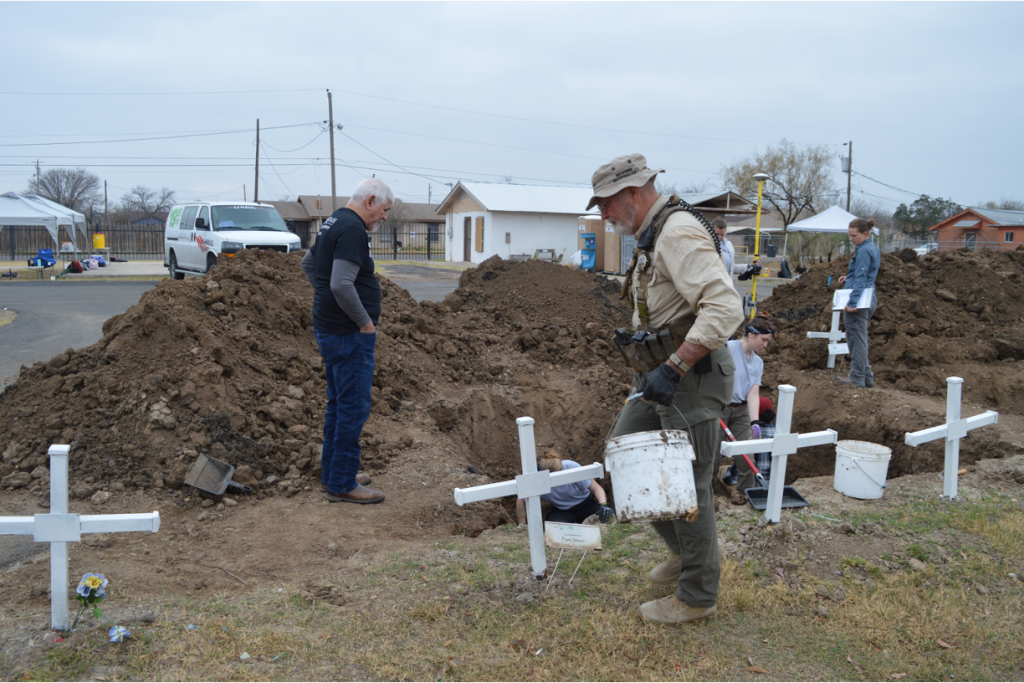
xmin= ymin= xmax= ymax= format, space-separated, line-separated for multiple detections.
xmin=20 ymin=495 xmax=1024 ymax=681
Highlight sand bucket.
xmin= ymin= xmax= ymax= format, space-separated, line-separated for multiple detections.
xmin=834 ymin=440 xmax=892 ymax=499
xmin=604 ymin=430 xmax=697 ymax=522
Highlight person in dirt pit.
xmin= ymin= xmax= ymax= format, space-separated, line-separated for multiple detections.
xmin=514 ymin=451 xmax=614 ymax=525
xmin=715 ymin=316 xmax=774 ymax=505
xmin=710 ymin=217 xmax=735 ymax=279
xmin=591 ymin=154 xmax=744 ymax=625
xmin=300 ymin=178 xmax=393 ymax=504
xmin=835 ymin=217 xmax=880 ymax=389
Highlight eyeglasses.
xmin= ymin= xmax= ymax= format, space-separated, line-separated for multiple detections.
xmin=595 ymin=197 xmax=613 ymax=213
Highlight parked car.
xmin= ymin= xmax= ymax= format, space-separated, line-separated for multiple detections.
xmin=163 ymin=202 xmax=300 ymax=279
xmin=913 ymin=243 xmax=939 ymax=256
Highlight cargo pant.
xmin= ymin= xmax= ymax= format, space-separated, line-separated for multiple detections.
xmin=843 ymin=299 xmax=876 ymax=386
xmin=608 ymin=346 xmax=734 ymax=608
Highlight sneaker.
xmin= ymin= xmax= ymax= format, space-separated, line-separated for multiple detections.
xmin=320 ymin=473 xmax=371 ymax=493
xmin=834 ymin=376 xmax=866 ymax=388
xmin=648 ymin=554 xmax=683 ymax=585
xmin=325 ymin=483 xmax=384 ymax=504
xmin=865 ymin=377 xmax=875 ymax=388
xmin=640 ymin=595 xmax=718 ymax=624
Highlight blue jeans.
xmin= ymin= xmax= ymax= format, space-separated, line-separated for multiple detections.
xmin=314 ymin=328 xmax=376 ymax=495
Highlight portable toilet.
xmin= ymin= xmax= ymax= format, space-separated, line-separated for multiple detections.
xmin=578 ymin=216 xmax=605 ymax=270
xmin=581 ymin=233 xmax=597 ymax=271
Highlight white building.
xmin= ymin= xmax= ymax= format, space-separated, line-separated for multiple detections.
xmin=436 ymin=182 xmax=597 ymax=263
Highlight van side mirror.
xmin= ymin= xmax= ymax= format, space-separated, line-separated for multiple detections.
xmin=195 ymin=217 xmax=208 ymax=230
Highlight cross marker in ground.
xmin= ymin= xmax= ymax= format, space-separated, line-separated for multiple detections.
xmin=0 ymin=445 xmax=160 ymax=631
xmin=904 ymin=377 xmax=998 ymax=499
xmin=806 ymin=294 xmax=848 ymax=369
xmin=719 ymin=385 xmax=838 ymax=523
xmin=453 ymin=417 xmax=603 ymax=578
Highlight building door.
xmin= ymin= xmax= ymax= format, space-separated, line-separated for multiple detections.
xmin=463 ymin=217 xmax=472 ymax=261
xmin=965 ymin=233 xmax=977 ymax=251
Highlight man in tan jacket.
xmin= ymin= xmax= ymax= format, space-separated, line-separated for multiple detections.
xmin=591 ymin=154 xmax=744 ymax=624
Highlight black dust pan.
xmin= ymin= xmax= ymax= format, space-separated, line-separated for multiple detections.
xmin=184 ymin=453 xmax=252 ymax=499
xmin=739 ymin=452 xmax=809 ymax=510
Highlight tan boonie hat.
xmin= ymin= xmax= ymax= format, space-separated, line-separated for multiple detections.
xmin=587 ymin=154 xmax=665 ymax=210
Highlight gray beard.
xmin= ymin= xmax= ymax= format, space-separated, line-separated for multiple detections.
xmin=607 ymin=220 xmax=633 ymax=236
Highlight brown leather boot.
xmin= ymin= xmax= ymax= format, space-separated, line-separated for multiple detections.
xmin=325 ymin=483 xmax=384 ymax=504
xmin=320 ymin=473 xmax=371 ymax=493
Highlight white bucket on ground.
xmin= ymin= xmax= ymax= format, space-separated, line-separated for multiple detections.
xmin=834 ymin=440 xmax=892 ymax=499
xmin=604 ymin=430 xmax=697 ymax=523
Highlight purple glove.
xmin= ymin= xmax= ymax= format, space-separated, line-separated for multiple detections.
xmin=752 ymin=424 xmax=761 ymax=439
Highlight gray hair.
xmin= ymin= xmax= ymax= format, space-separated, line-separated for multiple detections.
xmin=350 ymin=178 xmax=393 ymax=205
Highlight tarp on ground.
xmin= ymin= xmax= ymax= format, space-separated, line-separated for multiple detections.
xmin=786 ymin=205 xmax=861 ymax=233
xmin=0 ymin=194 xmax=60 ymax=252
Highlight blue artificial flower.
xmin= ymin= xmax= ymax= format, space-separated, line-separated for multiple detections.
xmin=108 ymin=625 xmax=131 ymax=643
xmin=77 ymin=573 xmax=108 ymax=598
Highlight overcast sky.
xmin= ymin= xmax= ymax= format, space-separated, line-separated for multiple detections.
xmin=2 ymin=2 xmax=1022 ymax=214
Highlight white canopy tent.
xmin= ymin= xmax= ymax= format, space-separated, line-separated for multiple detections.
xmin=0 ymin=193 xmax=86 ymax=256
xmin=787 ymin=205 xmax=861 ymax=234
xmin=0 ymin=194 xmax=61 ymax=255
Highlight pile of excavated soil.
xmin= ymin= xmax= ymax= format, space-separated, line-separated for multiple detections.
xmin=763 ymin=247 xmax=1024 ymax=412
xmin=756 ymin=247 xmax=1024 ymax=482
xmin=0 ymin=251 xmax=632 ymax=535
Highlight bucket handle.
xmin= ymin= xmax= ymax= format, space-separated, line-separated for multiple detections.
xmin=850 ymin=457 xmax=888 ymax=490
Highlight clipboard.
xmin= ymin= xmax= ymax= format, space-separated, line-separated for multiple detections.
xmin=832 ymin=287 xmax=874 ymax=310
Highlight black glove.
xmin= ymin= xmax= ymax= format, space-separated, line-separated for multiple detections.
xmin=738 ymin=263 xmax=762 ymax=281
xmin=598 ymin=504 xmax=614 ymax=523
xmin=642 ymin=363 xmax=682 ymax=406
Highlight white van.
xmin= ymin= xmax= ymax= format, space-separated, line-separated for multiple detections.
xmin=163 ymin=201 xmax=301 ymax=278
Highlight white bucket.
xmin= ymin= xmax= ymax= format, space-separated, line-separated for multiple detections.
xmin=605 ymin=430 xmax=697 ymax=523
xmin=834 ymin=440 xmax=892 ymax=499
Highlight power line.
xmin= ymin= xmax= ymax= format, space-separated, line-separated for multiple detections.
xmin=260 ymin=129 xmax=325 ymax=153
xmin=852 ymin=171 xmax=921 ymax=198
xmin=339 ymin=130 xmax=446 ymax=184
xmin=0 ymin=88 xmax=322 ymax=97
xmin=0 ymin=122 xmax=320 ymax=148
xmin=259 ymin=141 xmax=295 ymax=198
xmin=331 ymin=88 xmax=837 ymax=147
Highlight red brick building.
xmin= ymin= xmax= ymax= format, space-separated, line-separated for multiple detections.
xmin=930 ymin=207 xmax=1024 ymax=251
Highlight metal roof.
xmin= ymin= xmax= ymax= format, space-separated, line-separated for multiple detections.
xmin=436 ymin=182 xmax=596 ymax=215
xmin=971 ymin=207 xmax=1024 ymax=225
xmin=953 ymin=219 xmax=981 ymax=228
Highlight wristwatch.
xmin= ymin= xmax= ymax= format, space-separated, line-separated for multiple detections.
xmin=669 ymin=353 xmax=690 ymax=374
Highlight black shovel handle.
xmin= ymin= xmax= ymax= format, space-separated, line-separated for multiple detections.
xmin=226 ymin=480 xmax=252 ymax=494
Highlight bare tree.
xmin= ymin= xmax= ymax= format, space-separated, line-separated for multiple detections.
xmin=121 ymin=186 xmax=177 ymax=221
xmin=656 ymin=178 xmax=716 ymax=195
xmin=721 ymin=139 xmax=835 ymax=227
xmin=982 ymin=198 xmax=1024 ymax=211
xmin=26 ymin=167 xmax=101 ymax=212
xmin=379 ymin=198 xmax=408 ymax=234
xmin=501 ymin=175 xmax=514 ymax=183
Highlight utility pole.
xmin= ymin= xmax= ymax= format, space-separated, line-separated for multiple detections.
xmin=254 ymin=119 xmax=260 ymax=203
xmin=243 ymin=184 xmax=246 ymax=201
xmin=428 ymin=184 xmax=432 ymax=204
xmin=845 ymin=140 xmax=852 ymax=212
xmin=104 ymin=180 xmax=108 ymax=230
xmin=328 ymin=90 xmax=337 ymax=214
xmin=36 ymin=160 xmax=40 ymax=193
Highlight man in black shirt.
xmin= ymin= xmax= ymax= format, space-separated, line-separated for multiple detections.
xmin=301 ymin=178 xmax=393 ymax=504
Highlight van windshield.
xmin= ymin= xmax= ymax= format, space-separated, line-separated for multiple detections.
xmin=211 ymin=205 xmax=288 ymax=232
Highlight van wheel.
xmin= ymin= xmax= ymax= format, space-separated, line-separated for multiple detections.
xmin=169 ymin=252 xmax=185 ymax=280
xmin=206 ymin=253 xmax=217 ymax=273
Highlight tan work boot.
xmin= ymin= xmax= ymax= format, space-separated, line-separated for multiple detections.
xmin=320 ymin=473 xmax=371 ymax=493
xmin=648 ymin=554 xmax=683 ymax=585
xmin=325 ymin=483 xmax=384 ymax=504
xmin=640 ymin=595 xmax=718 ymax=624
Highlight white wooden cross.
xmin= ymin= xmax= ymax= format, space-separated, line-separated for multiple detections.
xmin=0 ymin=445 xmax=160 ymax=631
xmin=904 ymin=377 xmax=998 ymax=499
xmin=806 ymin=293 xmax=847 ymax=369
xmin=719 ymin=385 xmax=838 ymax=524
xmin=453 ymin=417 xmax=603 ymax=579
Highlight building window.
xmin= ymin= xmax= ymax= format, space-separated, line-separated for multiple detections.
xmin=965 ymin=233 xmax=977 ymax=251
xmin=1006 ymin=232 xmax=1014 ymax=243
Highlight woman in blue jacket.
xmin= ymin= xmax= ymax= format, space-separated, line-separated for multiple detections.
xmin=836 ymin=218 xmax=880 ymax=388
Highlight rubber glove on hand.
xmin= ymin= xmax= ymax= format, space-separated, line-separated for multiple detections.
xmin=642 ymin=364 xmax=682 ymax=406
xmin=752 ymin=424 xmax=761 ymax=439
xmin=598 ymin=505 xmax=615 ymax=523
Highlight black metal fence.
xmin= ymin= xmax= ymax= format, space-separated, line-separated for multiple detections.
xmin=369 ymin=222 xmax=443 ymax=261
xmin=2 ymin=223 xmax=164 ymax=261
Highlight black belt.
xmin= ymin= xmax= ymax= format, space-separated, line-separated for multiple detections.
xmin=729 ymin=401 xmax=747 ymax=407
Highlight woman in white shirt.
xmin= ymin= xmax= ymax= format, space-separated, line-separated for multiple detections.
xmin=716 ymin=316 xmax=774 ymax=503
xmin=712 ymin=217 xmax=735 ymax=277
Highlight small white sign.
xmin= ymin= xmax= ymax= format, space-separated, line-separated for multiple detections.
xmin=832 ymin=287 xmax=874 ymax=310
xmin=828 ymin=343 xmax=849 ymax=356
xmin=544 ymin=522 xmax=602 ymax=550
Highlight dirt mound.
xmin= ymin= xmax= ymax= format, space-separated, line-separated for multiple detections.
xmin=763 ymin=247 xmax=1024 ymax=413
xmin=0 ymin=251 xmax=632 ymax=536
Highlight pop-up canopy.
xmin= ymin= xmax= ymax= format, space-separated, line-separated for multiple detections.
xmin=24 ymin=193 xmax=88 ymax=247
xmin=787 ymin=205 xmax=861 ymax=233
xmin=0 ymin=194 xmax=60 ymax=252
